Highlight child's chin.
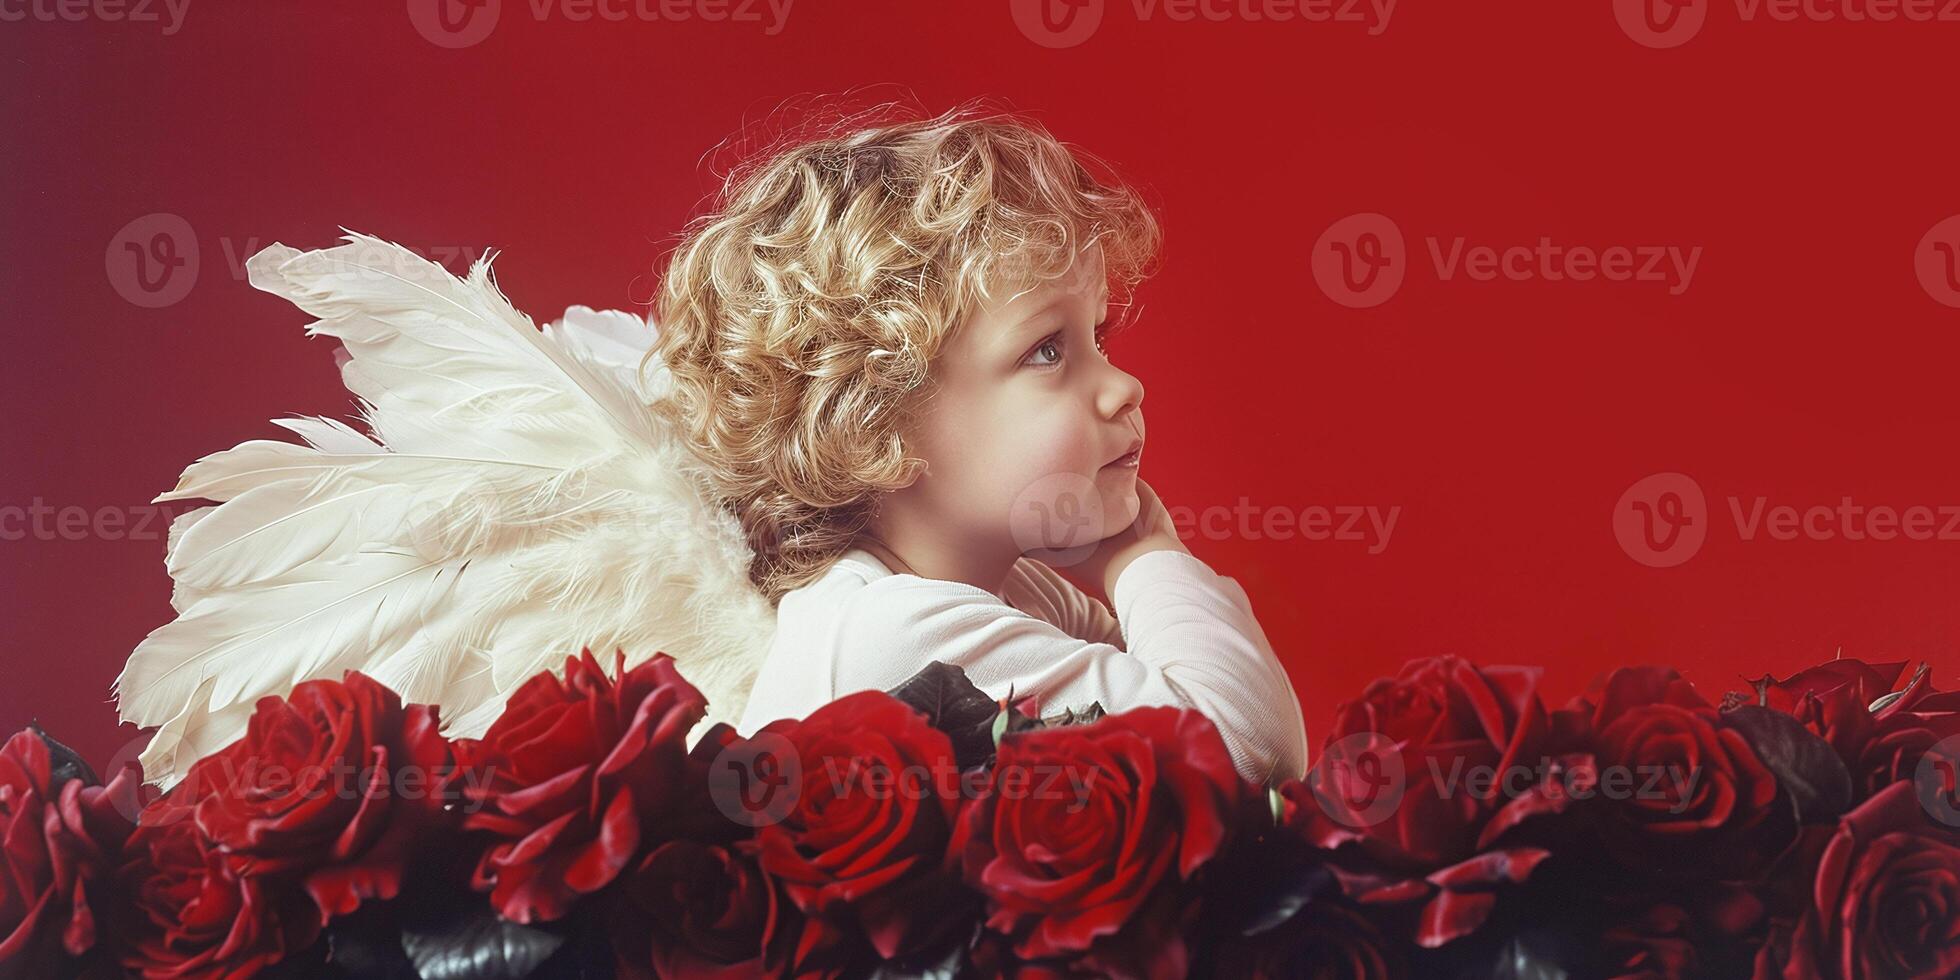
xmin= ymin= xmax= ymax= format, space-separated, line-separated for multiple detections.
xmin=1102 ymin=480 xmax=1141 ymax=524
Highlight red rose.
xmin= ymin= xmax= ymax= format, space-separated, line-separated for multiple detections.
xmin=953 ymin=706 xmax=1245 ymax=980
xmin=1293 ymin=656 xmax=1562 ymax=948
xmin=162 ymin=671 xmax=455 ymax=924
xmin=1732 ymin=658 xmax=1928 ymax=795
xmin=0 ymin=729 xmax=141 ymax=979
xmin=610 ymin=839 xmax=771 ymax=978
xmin=1204 ymin=899 xmax=1407 ymax=979
xmin=1764 ymin=780 xmax=1960 ymax=979
xmin=1846 ymin=665 xmax=1960 ymax=800
xmin=1302 ymin=655 xmax=1552 ymax=869
xmin=1570 ymin=666 xmax=1789 ymax=880
xmin=1727 ymin=659 xmax=1908 ymax=716
xmin=1722 ymin=658 xmax=1894 ymax=787
xmin=115 ymin=812 xmax=322 ymax=980
xmin=1723 ymin=657 xmax=1960 ymax=802
xmin=452 ymin=648 xmax=707 ymax=924
xmin=750 ymin=691 xmax=973 ymax=961
xmin=609 ymin=837 xmax=864 ymax=980
xmin=1600 ymin=902 xmax=1699 ymax=979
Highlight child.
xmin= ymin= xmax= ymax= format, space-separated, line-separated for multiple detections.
xmin=651 ymin=101 xmax=1307 ymax=785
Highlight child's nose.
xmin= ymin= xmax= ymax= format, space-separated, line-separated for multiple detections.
xmin=1097 ymin=362 xmax=1144 ymax=421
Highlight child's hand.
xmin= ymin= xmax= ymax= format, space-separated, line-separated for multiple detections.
xmin=1074 ymin=478 xmax=1190 ymax=601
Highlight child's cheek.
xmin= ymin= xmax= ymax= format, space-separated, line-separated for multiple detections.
xmin=999 ymin=431 xmax=1116 ymax=551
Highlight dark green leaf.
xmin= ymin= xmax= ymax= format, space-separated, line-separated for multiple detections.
xmin=1240 ymin=864 xmax=1331 ymax=938
xmin=886 ymin=662 xmax=1008 ymax=771
xmin=862 ymin=922 xmax=974 ymax=980
xmin=1039 ymin=701 xmax=1105 ymax=727
xmin=320 ymin=905 xmax=420 ymax=979
xmin=1488 ymin=929 xmax=1576 ymax=980
xmin=401 ymin=908 xmax=566 ymax=980
xmin=1723 ymin=705 xmax=1854 ymax=823
xmin=27 ymin=722 xmax=99 ymax=790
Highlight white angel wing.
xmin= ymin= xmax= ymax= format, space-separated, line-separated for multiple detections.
xmin=115 ymin=230 xmax=779 ymax=791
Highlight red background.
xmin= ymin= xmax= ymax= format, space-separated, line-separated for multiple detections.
xmin=6 ymin=1 xmax=1959 ymax=773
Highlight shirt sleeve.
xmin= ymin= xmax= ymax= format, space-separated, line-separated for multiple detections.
xmin=999 ymin=557 xmax=1125 ymax=649
xmin=831 ymin=550 xmax=1309 ymax=785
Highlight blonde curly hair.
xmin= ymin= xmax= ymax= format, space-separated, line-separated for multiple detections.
xmin=647 ymin=96 xmax=1163 ymax=605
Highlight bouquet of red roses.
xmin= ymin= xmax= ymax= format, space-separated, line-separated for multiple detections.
xmin=5 ymin=649 xmax=1958 ymax=979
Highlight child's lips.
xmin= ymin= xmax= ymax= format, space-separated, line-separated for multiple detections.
xmin=1103 ymin=441 xmax=1143 ymax=468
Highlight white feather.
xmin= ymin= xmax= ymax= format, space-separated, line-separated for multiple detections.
xmin=116 ymin=230 xmax=779 ymax=791
xmin=270 ymin=416 xmax=385 ymax=454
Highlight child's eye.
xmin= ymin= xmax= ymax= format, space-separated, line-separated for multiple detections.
xmin=1027 ymin=336 xmax=1064 ymax=367
xmin=1024 ymin=323 xmax=1111 ymax=369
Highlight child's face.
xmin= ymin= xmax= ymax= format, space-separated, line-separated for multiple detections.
xmin=899 ymin=245 xmax=1147 ymax=559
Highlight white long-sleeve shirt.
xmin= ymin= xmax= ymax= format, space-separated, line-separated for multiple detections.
xmin=735 ymin=546 xmax=1308 ymax=785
